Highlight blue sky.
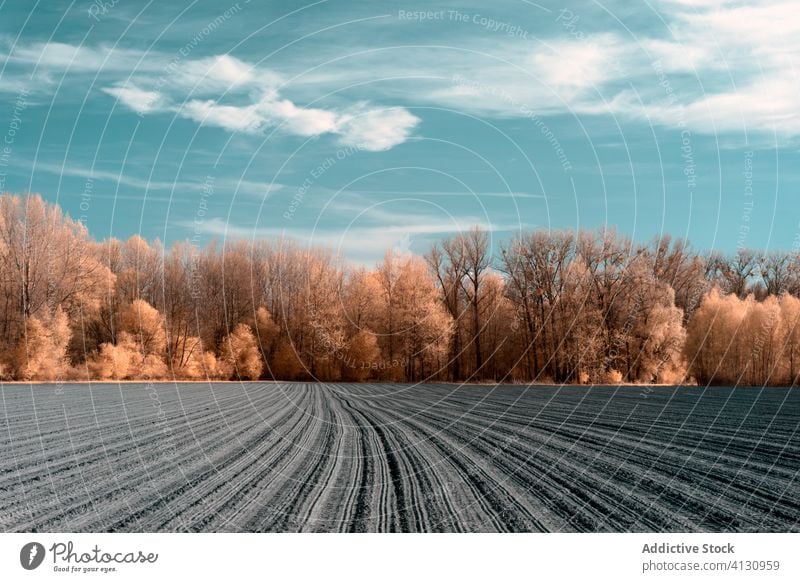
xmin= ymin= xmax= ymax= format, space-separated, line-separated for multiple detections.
xmin=0 ymin=0 xmax=798 ymax=263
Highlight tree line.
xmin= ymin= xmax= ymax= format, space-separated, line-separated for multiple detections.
xmin=2 ymin=193 xmax=800 ymax=386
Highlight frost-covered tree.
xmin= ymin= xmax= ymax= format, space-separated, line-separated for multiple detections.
xmin=4 ymin=192 xmax=800 ymax=385
xmin=253 ymin=306 xmax=279 ymax=367
xmin=341 ymin=330 xmax=381 ymax=382
xmin=221 ymin=323 xmax=263 ymax=380
xmin=12 ymin=308 xmax=71 ymax=381
xmin=389 ymin=253 xmax=452 ymax=381
xmin=121 ymin=299 xmax=166 ymax=360
xmin=0 ymin=194 xmax=110 ymax=367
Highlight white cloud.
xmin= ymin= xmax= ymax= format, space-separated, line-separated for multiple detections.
xmin=256 ymin=97 xmax=339 ymax=136
xmin=201 ymin=54 xmax=254 ymax=86
xmin=7 ymin=39 xmax=422 ymax=149
xmin=670 ymin=77 xmax=800 ymax=135
xmin=686 ymin=1 xmax=800 ymax=49
xmin=632 ymin=0 xmax=800 ymax=135
xmin=121 ymin=87 xmax=418 ymax=150
xmin=103 ymin=84 xmax=162 ymax=114
xmin=643 ymin=39 xmax=713 ymax=73
xmin=180 ymin=99 xmax=264 ymax=133
xmin=93 ymin=50 xmax=419 ymax=150
xmin=336 ymin=106 xmax=420 ymax=151
xmin=19 ymin=2 xmax=798 ymax=147
xmin=174 ymin=94 xmax=418 ymax=149
xmin=651 ymin=1 xmax=800 ymax=74
xmin=409 ymin=1 xmax=800 ymax=138
xmin=529 ymin=35 xmax=624 ymax=96
xmin=177 ymin=54 xmax=273 ymax=92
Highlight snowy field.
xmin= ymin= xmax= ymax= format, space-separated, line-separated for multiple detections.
xmin=0 ymin=382 xmax=797 ymax=532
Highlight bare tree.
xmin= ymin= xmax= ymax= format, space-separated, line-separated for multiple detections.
xmin=426 ymin=240 xmax=467 ymax=380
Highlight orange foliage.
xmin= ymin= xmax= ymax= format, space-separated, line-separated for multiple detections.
xmin=221 ymin=323 xmax=263 ymax=380
xmin=3 ymin=193 xmax=800 ymax=386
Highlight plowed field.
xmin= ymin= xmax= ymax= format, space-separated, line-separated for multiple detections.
xmin=1 ymin=383 xmax=797 ymax=532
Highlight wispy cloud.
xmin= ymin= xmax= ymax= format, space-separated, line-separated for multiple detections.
xmin=171 ymin=94 xmax=419 ymax=151
xmin=8 ymin=0 xmax=798 ymax=144
xmin=180 ymin=215 xmax=521 ymax=265
xmin=182 ymin=54 xmax=257 ymax=88
xmin=35 ymin=162 xmax=284 ymax=198
xmin=2 ymin=39 xmax=420 ymax=151
xmin=273 ymin=1 xmax=800 ymax=138
xmin=335 ymin=105 xmax=420 ymax=151
xmin=328 ymin=189 xmax=543 ymax=199
xmin=102 ymin=84 xmax=163 ymax=114
xmin=179 ymin=99 xmax=265 ymax=133
xmin=528 ymin=34 xmax=625 ymax=98
xmin=36 ymin=161 xmax=196 ymax=191
xmin=5 ymin=41 xmax=161 ymax=73
xmin=95 ymin=51 xmax=421 ymax=151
